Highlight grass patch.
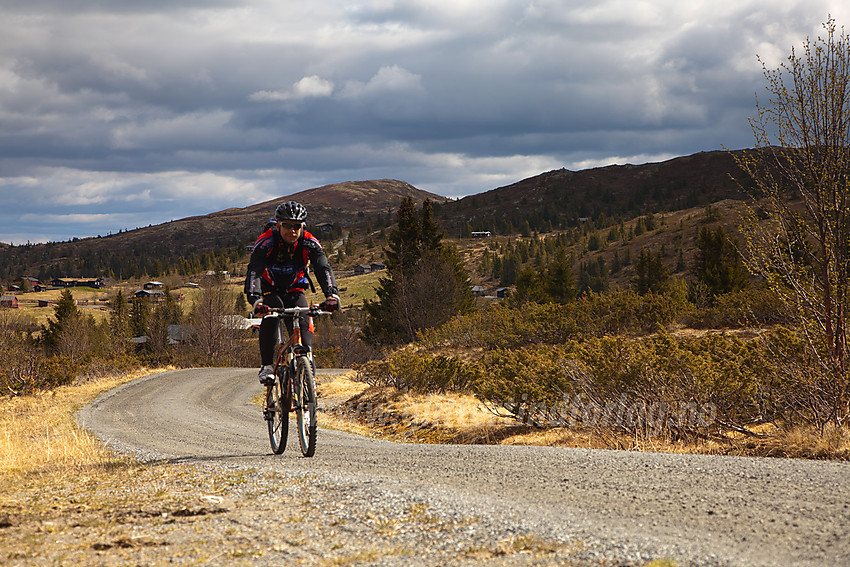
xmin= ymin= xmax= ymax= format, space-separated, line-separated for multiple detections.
xmin=319 ymin=380 xmax=521 ymax=444
xmin=307 ymin=270 xmax=382 ymax=308
xmin=0 ymin=367 xmax=171 ymax=481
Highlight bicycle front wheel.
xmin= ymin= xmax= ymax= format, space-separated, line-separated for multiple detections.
xmin=294 ymin=355 xmax=317 ymax=457
xmin=266 ymin=368 xmax=290 ymax=454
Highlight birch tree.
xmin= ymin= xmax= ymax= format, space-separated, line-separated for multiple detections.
xmin=736 ymin=18 xmax=850 ymax=425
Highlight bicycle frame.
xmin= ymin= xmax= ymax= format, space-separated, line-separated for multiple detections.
xmin=264 ymin=306 xmax=323 ymax=369
xmin=261 ymin=306 xmax=330 ymax=456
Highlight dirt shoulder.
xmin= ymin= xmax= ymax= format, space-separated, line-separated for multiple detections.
xmin=2 ymin=460 xmax=584 ymax=567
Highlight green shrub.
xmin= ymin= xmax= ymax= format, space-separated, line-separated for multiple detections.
xmin=685 ymin=288 xmax=788 ymax=328
xmin=421 ymin=290 xmax=694 ymax=352
xmin=355 ymin=349 xmax=481 ymax=393
xmin=580 ymin=289 xmax=689 ymax=335
xmin=472 ymin=331 xmax=781 ymax=435
xmin=419 ymin=303 xmax=587 ymax=350
xmin=474 ymin=346 xmax=575 ymax=411
xmin=36 ymin=355 xmax=81 ymax=390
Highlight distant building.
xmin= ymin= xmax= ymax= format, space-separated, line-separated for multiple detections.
xmin=220 ymin=315 xmax=254 ymax=330
xmin=496 ymin=287 xmax=510 ymax=299
xmin=134 ymin=290 xmax=166 ymax=300
xmin=50 ymin=277 xmax=104 ymax=288
xmin=471 ymin=231 xmax=491 ymax=238
xmin=0 ymin=296 xmax=19 ymax=309
xmin=370 ymin=262 xmax=386 ymax=271
xmin=354 ymin=264 xmax=372 ymax=275
xmin=471 ymin=285 xmax=486 ymax=296
xmin=167 ymin=324 xmax=193 ymax=345
xmin=143 ymin=281 xmax=164 ymax=290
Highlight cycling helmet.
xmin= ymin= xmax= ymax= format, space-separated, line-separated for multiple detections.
xmin=275 ymin=201 xmax=307 ymax=222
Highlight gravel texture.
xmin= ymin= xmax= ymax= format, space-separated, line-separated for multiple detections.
xmin=75 ymin=368 xmax=850 ymax=566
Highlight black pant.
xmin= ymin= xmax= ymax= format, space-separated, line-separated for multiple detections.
xmin=259 ymin=291 xmax=312 ymax=366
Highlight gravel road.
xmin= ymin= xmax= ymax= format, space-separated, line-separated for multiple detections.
xmin=78 ymin=368 xmax=850 ymax=566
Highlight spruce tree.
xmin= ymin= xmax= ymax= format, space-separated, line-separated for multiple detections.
xmin=41 ymin=289 xmax=80 ymax=351
xmin=363 ymin=197 xmax=474 ymax=346
xmin=632 ymin=248 xmax=669 ymax=295
xmin=692 ymin=226 xmax=749 ymax=298
xmin=130 ymin=297 xmax=151 ymax=339
xmin=110 ymin=289 xmax=131 ymax=342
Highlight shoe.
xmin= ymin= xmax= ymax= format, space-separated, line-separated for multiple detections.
xmin=258 ymin=365 xmax=275 ymax=386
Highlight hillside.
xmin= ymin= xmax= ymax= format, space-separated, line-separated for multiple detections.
xmin=0 ymin=150 xmax=752 ymax=282
xmin=0 ymin=179 xmax=442 ymax=281
xmin=433 ymin=150 xmax=749 ymax=236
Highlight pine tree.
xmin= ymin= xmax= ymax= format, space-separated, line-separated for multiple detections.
xmin=41 ymin=289 xmax=80 ymax=351
xmin=148 ymin=287 xmax=183 ymax=355
xmin=235 ymin=292 xmax=248 ymax=315
xmin=363 ymin=198 xmax=474 ymax=346
xmin=130 ymin=297 xmax=151 ymax=338
xmin=512 ymin=266 xmax=544 ymax=305
xmin=544 ymin=247 xmax=577 ymax=303
xmin=384 ymin=197 xmax=423 ymax=273
xmin=109 ymin=289 xmax=131 ymax=342
xmin=632 ymin=248 xmax=669 ymax=295
xmin=692 ymin=226 xmax=749 ymax=298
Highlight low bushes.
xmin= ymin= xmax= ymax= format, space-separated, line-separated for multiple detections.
xmin=473 ymin=332 xmax=779 ymax=434
xmin=356 ymin=287 xmax=832 ymax=441
xmin=685 ymin=288 xmax=789 ymax=328
xmin=356 ymin=348 xmax=480 ymax=393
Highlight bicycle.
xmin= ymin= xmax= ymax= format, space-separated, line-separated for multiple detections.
xmin=261 ymin=305 xmax=331 ymax=457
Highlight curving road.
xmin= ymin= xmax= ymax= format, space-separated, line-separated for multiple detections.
xmin=79 ymin=368 xmax=850 ymax=566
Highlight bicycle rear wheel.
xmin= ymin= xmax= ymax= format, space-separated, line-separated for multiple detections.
xmin=294 ymin=355 xmax=317 ymax=457
xmin=265 ymin=367 xmax=290 ymax=454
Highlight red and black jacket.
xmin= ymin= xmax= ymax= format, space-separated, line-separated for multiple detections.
xmin=244 ymin=228 xmax=337 ymax=299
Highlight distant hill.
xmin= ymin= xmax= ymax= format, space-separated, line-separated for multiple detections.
xmin=159 ymin=178 xmax=445 ymax=248
xmin=433 ymin=150 xmax=750 ymax=236
xmin=0 ymin=150 xmax=753 ymax=281
xmin=0 ymin=179 xmax=444 ymax=281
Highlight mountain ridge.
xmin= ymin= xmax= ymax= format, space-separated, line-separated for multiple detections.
xmin=0 ymin=150 xmax=752 ymax=280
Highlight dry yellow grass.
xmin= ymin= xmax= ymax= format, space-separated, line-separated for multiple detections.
xmin=316 ymin=375 xmax=850 ymax=459
xmin=12 ymin=287 xmax=113 ymax=328
xmin=0 ymin=367 xmax=172 ymax=483
xmin=317 ymin=371 xmax=366 ymax=399
xmin=317 ymin=378 xmax=522 ymax=444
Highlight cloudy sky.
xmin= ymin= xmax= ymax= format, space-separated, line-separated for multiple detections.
xmin=1 ymin=1 xmax=847 ymax=244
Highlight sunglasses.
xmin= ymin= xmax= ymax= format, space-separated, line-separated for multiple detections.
xmin=278 ymin=221 xmax=302 ymax=230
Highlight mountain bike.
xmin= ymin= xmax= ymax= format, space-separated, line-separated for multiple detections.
xmin=261 ymin=306 xmax=331 ymax=457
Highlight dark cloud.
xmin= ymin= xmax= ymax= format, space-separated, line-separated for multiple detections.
xmin=0 ymin=0 xmax=844 ymax=243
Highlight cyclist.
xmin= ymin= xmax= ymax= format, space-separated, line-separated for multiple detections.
xmin=245 ymin=200 xmax=341 ymax=385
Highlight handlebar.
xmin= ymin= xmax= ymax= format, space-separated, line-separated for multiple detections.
xmin=260 ymin=306 xmax=333 ymax=319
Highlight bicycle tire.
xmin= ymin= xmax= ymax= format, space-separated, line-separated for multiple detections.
xmin=294 ymin=355 xmax=317 ymax=457
xmin=266 ymin=367 xmax=289 ymax=454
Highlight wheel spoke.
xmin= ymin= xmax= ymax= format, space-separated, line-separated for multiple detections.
xmin=295 ymin=356 xmax=317 ymax=457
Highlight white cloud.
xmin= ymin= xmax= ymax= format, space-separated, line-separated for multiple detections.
xmin=340 ymin=65 xmax=424 ymax=98
xmin=249 ymin=75 xmax=335 ymax=102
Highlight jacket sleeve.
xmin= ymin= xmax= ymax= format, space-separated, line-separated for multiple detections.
xmin=244 ymin=230 xmax=272 ymax=299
